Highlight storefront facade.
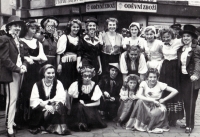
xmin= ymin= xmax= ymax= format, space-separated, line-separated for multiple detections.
xmin=16 ymin=0 xmax=200 ymax=32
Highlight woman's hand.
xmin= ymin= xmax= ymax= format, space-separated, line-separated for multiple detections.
xmin=25 ymin=57 xmax=34 ymax=64
xmin=98 ymin=67 xmax=102 ymax=75
xmin=45 ymin=105 xmax=54 ymax=114
xmin=104 ymin=91 xmax=110 ymax=98
xmin=153 ymin=100 xmax=160 ymax=107
xmin=159 ymin=98 xmax=165 ymax=104
xmin=79 ymin=100 xmax=85 ymax=106
xmin=110 ymin=97 xmax=115 ymax=102
xmin=57 ymin=64 xmax=62 ymax=74
xmin=130 ymin=95 xmax=137 ymax=100
xmin=190 ymin=75 xmax=198 ymax=82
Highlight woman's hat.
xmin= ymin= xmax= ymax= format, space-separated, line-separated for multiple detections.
xmin=25 ymin=19 xmax=40 ymax=27
xmin=170 ymin=24 xmax=182 ymax=30
xmin=109 ymin=63 xmax=120 ymax=71
xmin=144 ymin=26 xmax=156 ymax=34
xmin=6 ymin=15 xmax=24 ymax=28
xmin=85 ymin=17 xmax=98 ymax=25
xmin=40 ymin=16 xmax=59 ymax=29
xmin=129 ymin=22 xmax=140 ymax=29
xmin=179 ymin=24 xmax=197 ymax=39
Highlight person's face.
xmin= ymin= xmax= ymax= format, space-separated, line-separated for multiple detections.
xmin=82 ymin=72 xmax=92 ymax=83
xmin=127 ymin=80 xmax=137 ymax=90
xmin=147 ymin=73 xmax=158 ymax=85
xmin=44 ymin=68 xmax=55 ymax=82
xmin=182 ymin=33 xmax=193 ymax=45
xmin=128 ymin=50 xmax=139 ymax=61
xmin=28 ymin=26 xmax=37 ymax=35
xmin=145 ymin=30 xmax=155 ymax=42
xmin=71 ymin=23 xmax=80 ymax=36
xmin=87 ymin=22 xmax=97 ymax=36
xmin=162 ymin=32 xmax=172 ymax=44
xmin=110 ymin=67 xmax=119 ymax=79
xmin=9 ymin=24 xmax=21 ymax=36
xmin=130 ymin=26 xmax=139 ymax=37
xmin=108 ymin=21 xmax=117 ymax=32
xmin=173 ymin=28 xmax=180 ymax=35
xmin=45 ymin=22 xmax=56 ymax=34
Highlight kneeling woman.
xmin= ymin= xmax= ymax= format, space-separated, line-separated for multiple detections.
xmin=126 ymin=68 xmax=178 ymax=133
xmin=29 ymin=64 xmax=71 ymax=135
xmin=68 ymin=65 xmax=107 ymax=131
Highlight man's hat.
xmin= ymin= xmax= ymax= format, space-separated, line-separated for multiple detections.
xmin=85 ymin=17 xmax=98 ymax=25
xmin=109 ymin=63 xmax=120 ymax=71
xmin=170 ymin=24 xmax=182 ymax=30
xmin=40 ymin=16 xmax=59 ymax=29
xmin=6 ymin=15 xmax=24 ymax=28
xmin=179 ymin=24 xmax=197 ymax=39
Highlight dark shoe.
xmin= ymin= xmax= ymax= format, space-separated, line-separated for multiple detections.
xmin=185 ymin=127 xmax=193 ymax=133
xmin=7 ymin=132 xmax=15 ymax=137
xmin=13 ymin=125 xmax=22 ymax=130
xmin=62 ymin=129 xmax=71 ymax=135
xmin=78 ymin=123 xmax=91 ymax=132
xmin=180 ymin=124 xmax=186 ymax=129
xmin=28 ymin=128 xmax=40 ymax=134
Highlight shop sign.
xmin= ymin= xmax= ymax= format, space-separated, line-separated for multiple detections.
xmin=71 ymin=7 xmax=80 ymax=14
xmin=117 ymin=2 xmax=157 ymax=13
xmin=188 ymin=1 xmax=200 ymax=7
xmin=86 ymin=2 xmax=116 ymax=12
xmin=55 ymin=0 xmax=84 ymax=6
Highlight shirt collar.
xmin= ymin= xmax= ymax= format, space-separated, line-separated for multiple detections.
xmin=84 ymin=35 xmax=99 ymax=45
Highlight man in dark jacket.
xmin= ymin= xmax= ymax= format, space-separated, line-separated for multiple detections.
xmin=0 ymin=15 xmax=28 ymax=137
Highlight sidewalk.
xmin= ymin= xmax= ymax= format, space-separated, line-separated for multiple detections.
xmin=0 ymin=95 xmax=200 ymax=137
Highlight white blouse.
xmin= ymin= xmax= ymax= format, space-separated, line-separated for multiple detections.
xmin=120 ymin=52 xmax=148 ymax=74
xmin=162 ymin=39 xmax=183 ymax=61
xmin=56 ymin=34 xmax=79 ymax=55
xmin=68 ymin=81 xmax=102 ymax=101
xmin=123 ymin=37 xmax=147 ymax=51
xmin=30 ymin=80 xmax=66 ymax=109
xmin=139 ymin=81 xmax=167 ymax=100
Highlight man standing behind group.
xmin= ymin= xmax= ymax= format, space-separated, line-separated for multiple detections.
xmin=0 ymin=16 xmax=28 ymax=137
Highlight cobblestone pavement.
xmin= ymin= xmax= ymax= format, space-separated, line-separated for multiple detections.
xmin=1 ymin=95 xmax=200 ymax=137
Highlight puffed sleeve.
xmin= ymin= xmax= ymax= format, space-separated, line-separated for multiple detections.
xmin=51 ymin=80 xmax=66 ymax=104
xmin=158 ymin=81 xmax=167 ymax=91
xmin=122 ymin=37 xmax=129 ymax=49
xmin=138 ymin=53 xmax=148 ymax=74
xmin=91 ymin=85 xmax=102 ymax=101
xmin=30 ymin=83 xmax=43 ymax=109
xmin=120 ymin=52 xmax=128 ymax=74
xmin=57 ymin=34 xmax=67 ymax=55
xmin=68 ymin=81 xmax=79 ymax=98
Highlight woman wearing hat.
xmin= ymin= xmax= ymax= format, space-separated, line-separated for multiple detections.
xmin=120 ymin=45 xmax=148 ymax=82
xmin=177 ymin=25 xmax=200 ymax=133
xmin=99 ymin=17 xmax=123 ymax=74
xmin=98 ymin=63 xmax=123 ymax=120
xmin=159 ymin=28 xmax=184 ymax=126
xmin=17 ymin=20 xmax=47 ymax=123
xmin=57 ymin=19 xmax=82 ymax=90
xmin=116 ymin=74 xmax=140 ymax=127
xmin=77 ymin=17 xmax=102 ymax=82
xmin=29 ymin=64 xmax=71 ymax=135
xmin=123 ymin=22 xmax=146 ymax=52
xmin=126 ymin=68 xmax=178 ymax=133
xmin=40 ymin=16 xmax=59 ymax=67
xmin=144 ymin=26 xmax=164 ymax=72
xmin=0 ymin=15 xmax=28 ymax=137
xmin=68 ymin=65 xmax=107 ymax=131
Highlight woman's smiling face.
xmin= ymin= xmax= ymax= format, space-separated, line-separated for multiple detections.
xmin=182 ymin=33 xmax=192 ymax=45
xmin=108 ymin=21 xmax=117 ymax=32
xmin=44 ymin=68 xmax=55 ymax=82
xmin=71 ymin=23 xmax=80 ymax=35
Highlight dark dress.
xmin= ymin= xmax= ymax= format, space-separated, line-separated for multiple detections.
xmin=17 ymin=39 xmax=42 ymax=123
xmin=41 ymin=34 xmax=57 ymax=67
xmin=98 ymin=75 xmax=123 ymax=119
xmin=77 ymin=35 xmax=101 ymax=82
xmin=59 ymin=36 xmax=79 ymax=90
xmin=68 ymin=81 xmax=107 ymax=130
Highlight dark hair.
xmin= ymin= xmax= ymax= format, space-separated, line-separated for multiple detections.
xmin=123 ymin=75 xmax=140 ymax=95
xmin=20 ymin=22 xmax=40 ymax=38
xmin=65 ymin=19 xmax=82 ymax=37
xmin=39 ymin=64 xmax=55 ymax=79
xmin=146 ymin=68 xmax=160 ymax=79
xmin=159 ymin=28 xmax=175 ymax=40
xmin=129 ymin=24 xmax=141 ymax=37
xmin=126 ymin=45 xmax=141 ymax=54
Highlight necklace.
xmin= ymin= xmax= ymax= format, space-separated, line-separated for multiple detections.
xmin=44 ymin=79 xmax=52 ymax=87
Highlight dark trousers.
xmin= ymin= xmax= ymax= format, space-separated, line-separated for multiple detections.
xmin=180 ymin=73 xmax=199 ymax=128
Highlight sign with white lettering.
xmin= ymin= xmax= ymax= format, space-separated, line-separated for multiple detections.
xmin=86 ymin=1 xmax=116 ymax=12
xmin=117 ymin=2 xmax=157 ymax=13
xmin=55 ymin=0 xmax=84 ymax=6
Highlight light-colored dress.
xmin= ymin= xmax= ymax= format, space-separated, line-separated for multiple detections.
xmin=144 ymin=39 xmax=164 ymax=72
xmin=126 ymin=81 xmax=169 ymax=132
